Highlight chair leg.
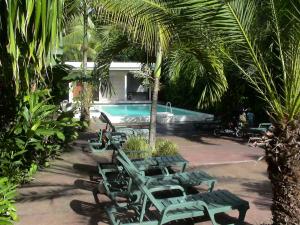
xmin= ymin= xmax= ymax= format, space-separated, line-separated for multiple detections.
xmin=181 ymin=162 xmax=187 ymax=172
xmin=93 ymin=187 xmax=100 ymax=204
xmin=237 ymin=208 xmax=248 ymax=225
xmin=207 ymin=211 xmax=219 ymax=225
xmin=208 ymin=181 xmax=215 ymax=192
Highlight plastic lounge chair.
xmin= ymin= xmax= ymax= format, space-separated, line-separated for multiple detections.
xmin=248 ymin=123 xmax=272 ymax=136
xmin=100 ymin=112 xmax=149 ymax=138
xmin=97 ymin=150 xmax=216 ymax=203
xmin=88 ymin=130 xmax=127 ymax=152
xmin=96 ymin=150 xmax=189 ymax=180
xmin=247 ymin=123 xmax=272 ymax=144
xmin=118 ymin=149 xmax=215 ymax=191
xmin=131 ymin=154 xmax=188 ymax=174
xmin=105 ymin=155 xmax=249 ymax=225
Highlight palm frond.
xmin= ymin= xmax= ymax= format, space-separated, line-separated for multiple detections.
xmin=92 ymin=0 xmax=184 ymax=53
xmin=3 ymin=0 xmax=63 ymax=94
xmin=167 ymin=44 xmax=228 ymax=108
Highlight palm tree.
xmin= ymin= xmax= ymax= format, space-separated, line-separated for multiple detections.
xmin=64 ymin=0 xmax=95 ymax=121
xmin=0 ymin=0 xmax=63 ymax=125
xmin=166 ymin=43 xmax=228 ymax=109
xmin=92 ymin=0 xmax=180 ymax=148
xmin=189 ymin=0 xmax=300 ymax=223
xmin=2 ymin=0 xmax=63 ymax=94
xmin=92 ymin=0 xmax=228 ymax=148
xmin=62 ymin=16 xmax=102 ymax=61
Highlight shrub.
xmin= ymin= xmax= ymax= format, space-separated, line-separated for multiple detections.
xmin=0 ymin=90 xmax=82 ymax=184
xmin=154 ymin=138 xmax=179 ymax=156
xmin=0 ymin=178 xmax=18 ymax=225
xmin=123 ymin=136 xmax=152 ymax=159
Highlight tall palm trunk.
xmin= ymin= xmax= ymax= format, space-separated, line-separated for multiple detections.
xmin=80 ymin=0 xmax=90 ymax=121
xmin=265 ymin=122 xmax=300 ymax=225
xmin=149 ymin=45 xmax=163 ymax=148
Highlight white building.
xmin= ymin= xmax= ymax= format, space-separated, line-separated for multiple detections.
xmin=66 ymin=62 xmax=151 ymax=104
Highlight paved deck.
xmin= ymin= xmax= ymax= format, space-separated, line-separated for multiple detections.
xmin=16 ymin=123 xmax=272 ymax=225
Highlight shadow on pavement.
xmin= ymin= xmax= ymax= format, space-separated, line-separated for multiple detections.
xmin=17 ymin=184 xmax=77 ymax=202
xmin=74 ymin=179 xmax=98 ymax=192
xmin=70 ymin=199 xmax=109 ymax=225
xmin=241 ymin=180 xmax=272 ymax=210
xmin=157 ymin=123 xmax=249 ymax=146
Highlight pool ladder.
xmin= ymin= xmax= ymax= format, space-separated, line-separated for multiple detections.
xmin=166 ymin=102 xmax=173 ymax=114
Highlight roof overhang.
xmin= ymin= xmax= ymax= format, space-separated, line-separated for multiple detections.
xmin=65 ymin=61 xmax=142 ymax=71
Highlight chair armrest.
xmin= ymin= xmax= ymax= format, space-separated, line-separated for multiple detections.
xmin=148 ymin=185 xmax=186 ymax=198
xmin=88 ymin=138 xmax=100 ymax=143
xmin=115 ymin=125 xmax=129 ymax=128
xmin=161 ymin=200 xmax=208 ymax=220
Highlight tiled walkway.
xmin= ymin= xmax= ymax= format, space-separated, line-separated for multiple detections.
xmin=16 ymin=123 xmax=272 ymax=225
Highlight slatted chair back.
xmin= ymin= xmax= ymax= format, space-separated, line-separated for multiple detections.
xmin=116 ymin=154 xmax=165 ymax=212
xmin=100 ymin=112 xmax=116 ymax=132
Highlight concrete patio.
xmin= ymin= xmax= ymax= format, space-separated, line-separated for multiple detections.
xmin=16 ymin=122 xmax=272 ymax=225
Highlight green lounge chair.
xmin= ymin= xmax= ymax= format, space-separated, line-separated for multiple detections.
xmin=118 ymin=149 xmax=215 ymax=191
xmin=248 ymin=123 xmax=272 ymax=135
xmin=88 ymin=130 xmax=127 ymax=152
xmin=100 ymin=112 xmax=149 ymax=138
xmin=97 ymin=151 xmax=216 ymax=203
xmin=96 ymin=151 xmax=189 ymax=183
xmin=106 ymin=154 xmax=249 ymax=225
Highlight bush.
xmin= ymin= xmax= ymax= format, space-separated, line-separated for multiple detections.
xmin=153 ymin=138 xmax=179 ymax=156
xmin=0 ymin=90 xmax=82 ymax=184
xmin=0 ymin=177 xmax=18 ymax=225
xmin=123 ymin=136 xmax=152 ymax=159
xmin=122 ymin=137 xmax=179 ymax=159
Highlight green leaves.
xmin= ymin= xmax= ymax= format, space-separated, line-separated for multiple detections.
xmin=0 ymin=178 xmax=18 ymax=224
xmin=167 ymin=45 xmax=228 ymax=109
xmin=93 ymin=0 xmax=183 ymax=53
xmin=3 ymin=0 xmax=64 ymax=94
xmin=0 ymin=90 xmax=81 ymax=184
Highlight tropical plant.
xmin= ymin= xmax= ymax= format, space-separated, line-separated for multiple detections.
xmin=0 ymin=0 xmax=63 ymax=94
xmin=153 ymin=138 xmax=178 ymax=156
xmin=0 ymin=90 xmax=81 ymax=183
xmin=92 ymin=0 xmax=179 ymax=148
xmin=46 ymin=64 xmax=74 ymax=105
xmin=92 ymin=25 xmax=129 ymax=96
xmin=0 ymin=178 xmax=18 ymax=225
xmin=166 ymin=44 xmax=228 ymax=109
xmin=62 ymin=16 xmax=102 ymax=61
xmin=92 ymin=0 xmax=228 ymax=148
xmin=123 ymin=136 xmax=152 ymax=159
xmin=91 ymin=23 xmax=155 ymax=96
xmin=188 ymin=0 xmax=300 ymax=224
xmin=63 ymin=0 xmax=95 ymax=122
xmin=0 ymin=0 xmax=63 ymax=128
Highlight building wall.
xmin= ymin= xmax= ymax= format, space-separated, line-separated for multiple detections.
xmin=99 ymin=70 xmax=126 ymax=102
xmin=127 ymin=73 xmax=149 ymax=101
xmin=68 ymin=64 xmax=151 ymax=103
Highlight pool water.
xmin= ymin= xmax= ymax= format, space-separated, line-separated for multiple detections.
xmin=96 ymin=104 xmax=199 ymax=116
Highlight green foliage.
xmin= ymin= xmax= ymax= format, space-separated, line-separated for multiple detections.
xmin=0 ymin=178 xmax=18 ymax=225
xmin=123 ymin=136 xmax=178 ymax=158
xmin=0 ymin=90 xmax=81 ymax=184
xmin=123 ymin=136 xmax=152 ymax=159
xmin=153 ymin=138 xmax=178 ymax=157
xmin=62 ymin=15 xmax=102 ymax=61
xmin=93 ymin=26 xmax=129 ymax=96
xmin=165 ymin=45 xmax=228 ymax=109
xmin=47 ymin=64 xmax=73 ymax=105
xmin=1 ymin=0 xmax=63 ymax=95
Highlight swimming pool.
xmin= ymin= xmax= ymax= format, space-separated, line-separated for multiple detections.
xmin=91 ymin=104 xmax=213 ymax=124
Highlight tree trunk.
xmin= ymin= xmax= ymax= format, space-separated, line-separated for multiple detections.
xmin=80 ymin=0 xmax=90 ymax=122
xmin=149 ymin=76 xmax=160 ymax=148
xmin=265 ymin=122 xmax=300 ymax=225
xmin=149 ymin=45 xmax=163 ymax=148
